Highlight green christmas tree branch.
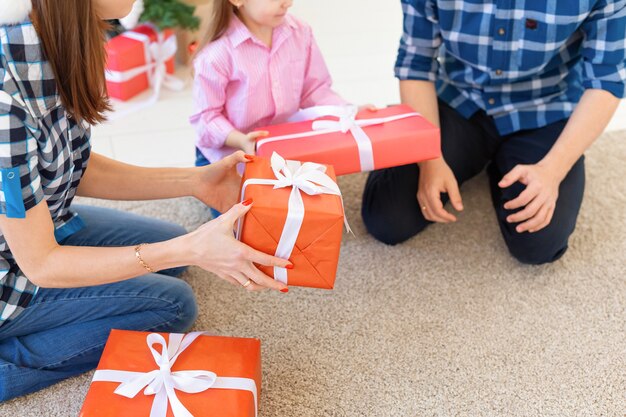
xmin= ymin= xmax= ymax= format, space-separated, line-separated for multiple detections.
xmin=140 ymin=0 xmax=201 ymax=31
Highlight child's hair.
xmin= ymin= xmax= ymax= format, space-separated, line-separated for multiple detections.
xmin=195 ymin=0 xmax=237 ymax=58
xmin=31 ymin=0 xmax=111 ymax=124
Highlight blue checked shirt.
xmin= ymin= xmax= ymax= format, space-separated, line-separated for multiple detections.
xmin=396 ymin=0 xmax=626 ymax=134
xmin=0 ymin=21 xmax=91 ymax=325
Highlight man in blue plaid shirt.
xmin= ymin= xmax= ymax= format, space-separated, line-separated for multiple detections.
xmin=362 ymin=1 xmax=626 ymax=264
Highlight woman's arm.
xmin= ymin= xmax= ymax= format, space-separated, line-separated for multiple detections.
xmin=78 ymin=151 xmax=248 ymax=213
xmin=77 ymin=152 xmax=197 ymax=200
xmin=0 ymin=199 xmax=290 ymax=292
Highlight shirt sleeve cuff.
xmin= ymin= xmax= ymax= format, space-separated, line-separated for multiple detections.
xmin=193 ymin=114 xmax=236 ymax=149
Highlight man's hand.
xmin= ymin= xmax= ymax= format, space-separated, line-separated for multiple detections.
xmin=499 ymin=162 xmax=563 ymax=233
xmin=417 ymin=157 xmax=464 ymax=223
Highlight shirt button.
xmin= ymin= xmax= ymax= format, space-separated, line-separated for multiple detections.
xmin=488 ymin=98 xmax=496 ymax=105
xmin=498 ymin=28 xmax=505 ymax=36
xmin=7 ymin=172 xmax=15 ymax=179
xmin=495 ymin=69 xmax=503 ymax=76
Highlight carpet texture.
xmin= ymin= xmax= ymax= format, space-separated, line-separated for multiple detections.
xmin=1 ymin=132 xmax=624 ymax=417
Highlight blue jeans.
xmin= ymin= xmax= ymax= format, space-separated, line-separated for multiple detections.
xmin=0 ymin=205 xmax=198 ymax=401
xmin=195 ymin=147 xmax=221 ymax=218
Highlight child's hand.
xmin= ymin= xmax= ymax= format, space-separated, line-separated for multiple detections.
xmin=242 ymin=131 xmax=269 ymax=154
xmin=226 ymin=130 xmax=269 ymax=155
xmin=358 ymin=104 xmax=378 ymax=112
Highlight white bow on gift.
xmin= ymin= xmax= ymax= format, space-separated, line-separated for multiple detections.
xmin=92 ymin=332 xmax=258 ymax=417
xmin=256 ymin=105 xmax=421 ymax=172
xmin=105 ymin=28 xmax=185 ymax=120
xmin=236 ymin=152 xmax=350 ymax=284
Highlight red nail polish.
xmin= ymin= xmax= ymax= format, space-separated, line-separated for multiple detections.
xmin=242 ymin=198 xmax=253 ymax=206
xmin=244 ymin=154 xmax=254 ymax=161
xmin=285 ymin=264 xmax=294 ymax=270
xmin=280 ymin=288 xmax=289 ymax=293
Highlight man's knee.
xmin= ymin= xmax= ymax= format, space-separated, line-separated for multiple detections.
xmin=504 ymin=227 xmax=571 ymax=265
xmin=363 ymin=211 xmax=428 ymax=245
xmin=361 ymin=167 xmax=426 ymax=245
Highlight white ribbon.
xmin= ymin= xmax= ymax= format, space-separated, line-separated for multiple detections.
xmin=236 ymin=152 xmax=350 ymax=284
xmin=256 ymin=105 xmax=421 ymax=172
xmin=91 ymin=332 xmax=258 ymax=417
xmin=106 ymin=28 xmax=185 ymax=120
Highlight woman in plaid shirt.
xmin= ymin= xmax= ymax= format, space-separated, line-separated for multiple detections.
xmin=0 ymin=0 xmax=291 ymax=401
xmin=363 ymin=0 xmax=625 ymax=264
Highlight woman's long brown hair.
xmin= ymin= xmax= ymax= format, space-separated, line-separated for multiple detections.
xmin=31 ymin=0 xmax=111 ymax=125
xmin=194 ymin=1 xmax=237 ymax=59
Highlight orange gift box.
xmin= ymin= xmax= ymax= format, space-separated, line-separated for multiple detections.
xmin=79 ymin=330 xmax=261 ymax=417
xmin=238 ymin=154 xmax=345 ymax=289
xmin=255 ymin=104 xmax=441 ymax=176
xmin=105 ymin=25 xmax=176 ymax=101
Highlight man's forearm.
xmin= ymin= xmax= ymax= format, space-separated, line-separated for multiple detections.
xmin=77 ymin=152 xmax=198 ymax=200
xmin=400 ymin=79 xmax=445 ymax=169
xmin=399 ymin=80 xmax=440 ymax=128
xmin=541 ymin=89 xmax=620 ymax=178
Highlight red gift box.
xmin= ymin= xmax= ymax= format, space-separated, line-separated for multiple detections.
xmin=238 ymin=153 xmax=346 ymax=289
xmin=79 ymin=330 xmax=261 ymax=417
xmin=105 ymin=25 xmax=176 ymax=101
xmin=255 ymin=104 xmax=441 ymax=176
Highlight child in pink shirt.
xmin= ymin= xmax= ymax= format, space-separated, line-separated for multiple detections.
xmin=190 ymin=0 xmax=351 ymax=167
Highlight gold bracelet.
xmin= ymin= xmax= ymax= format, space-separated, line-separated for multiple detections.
xmin=134 ymin=243 xmax=155 ymax=273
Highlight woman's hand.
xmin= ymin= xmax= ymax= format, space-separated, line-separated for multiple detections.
xmin=192 ymin=151 xmax=250 ymax=213
xmin=417 ymin=157 xmax=464 ymax=222
xmin=499 ymin=161 xmax=563 ymax=233
xmin=183 ymin=201 xmax=291 ymax=292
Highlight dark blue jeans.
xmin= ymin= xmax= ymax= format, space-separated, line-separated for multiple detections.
xmin=0 ymin=205 xmax=198 ymax=401
xmin=195 ymin=148 xmax=221 ymax=219
xmin=362 ymin=101 xmax=585 ymax=265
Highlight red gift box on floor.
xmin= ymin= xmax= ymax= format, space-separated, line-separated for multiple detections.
xmin=255 ymin=104 xmax=441 ymax=176
xmin=79 ymin=330 xmax=261 ymax=417
xmin=105 ymin=25 xmax=176 ymax=101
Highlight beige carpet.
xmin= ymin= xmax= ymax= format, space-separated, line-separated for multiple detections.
xmin=1 ymin=132 xmax=625 ymax=417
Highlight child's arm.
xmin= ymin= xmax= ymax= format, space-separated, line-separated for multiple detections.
xmin=191 ymin=57 xmax=267 ymax=154
xmin=300 ymin=30 xmax=348 ymax=108
xmin=190 ymin=58 xmax=237 ymax=150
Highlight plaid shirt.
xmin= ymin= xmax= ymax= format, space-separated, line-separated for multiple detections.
xmin=0 ymin=21 xmax=91 ymax=325
xmin=396 ymin=0 xmax=626 ymax=134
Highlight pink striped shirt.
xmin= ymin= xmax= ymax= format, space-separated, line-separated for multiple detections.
xmin=190 ymin=13 xmax=347 ymax=163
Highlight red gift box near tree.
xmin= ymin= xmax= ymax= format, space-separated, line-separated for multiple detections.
xmin=105 ymin=24 xmax=176 ymax=101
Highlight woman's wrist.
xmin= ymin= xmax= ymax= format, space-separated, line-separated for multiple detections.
xmin=138 ymin=234 xmax=197 ymax=272
xmin=188 ymin=167 xmax=206 ymax=201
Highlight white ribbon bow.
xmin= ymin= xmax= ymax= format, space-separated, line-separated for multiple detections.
xmin=92 ymin=332 xmax=258 ymax=417
xmin=236 ymin=152 xmax=350 ymax=284
xmin=256 ymin=105 xmax=421 ymax=172
xmin=106 ymin=28 xmax=185 ymax=120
